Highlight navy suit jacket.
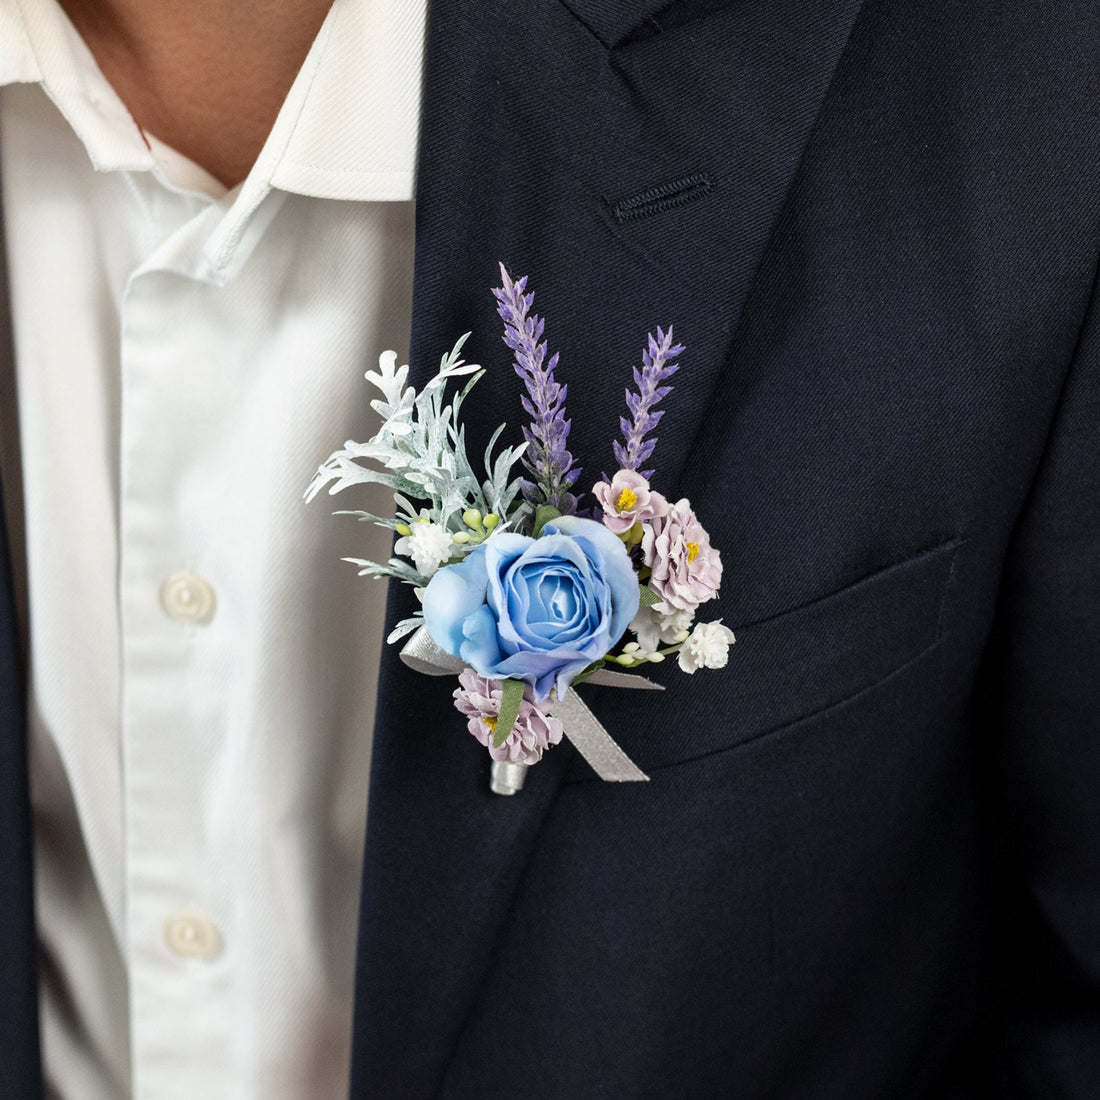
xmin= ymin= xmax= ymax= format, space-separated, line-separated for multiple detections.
xmin=2 ymin=1 xmax=1099 ymax=1095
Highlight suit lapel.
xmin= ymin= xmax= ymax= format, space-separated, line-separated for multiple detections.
xmin=352 ymin=0 xmax=863 ymax=1093
xmin=0 ymin=148 xmax=44 ymax=1094
xmin=0 ymin=480 xmax=40 ymax=1096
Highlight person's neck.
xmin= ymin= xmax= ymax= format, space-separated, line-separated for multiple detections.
xmin=57 ymin=0 xmax=335 ymax=187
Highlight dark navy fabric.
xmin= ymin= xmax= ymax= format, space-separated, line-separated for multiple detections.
xmin=0 ymin=184 xmax=42 ymax=1094
xmin=3 ymin=0 xmax=1100 ymax=1096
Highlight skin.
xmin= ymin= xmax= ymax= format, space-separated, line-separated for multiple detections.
xmin=56 ymin=0 xmax=336 ymax=187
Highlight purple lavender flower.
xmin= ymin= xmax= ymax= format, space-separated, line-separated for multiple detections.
xmin=493 ymin=264 xmax=579 ymax=514
xmin=613 ymin=327 xmax=684 ymax=479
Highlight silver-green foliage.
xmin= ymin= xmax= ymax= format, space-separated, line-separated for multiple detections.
xmin=306 ymin=336 xmax=529 ymax=593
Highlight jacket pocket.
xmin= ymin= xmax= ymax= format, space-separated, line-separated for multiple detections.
xmin=575 ymin=537 xmax=963 ymax=776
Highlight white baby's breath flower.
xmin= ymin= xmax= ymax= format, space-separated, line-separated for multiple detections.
xmin=629 ymin=605 xmax=696 ymax=653
xmin=627 ymin=606 xmax=662 ymax=653
xmin=394 ymin=521 xmax=453 ymax=578
xmin=660 ymin=607 xmax=695 ymax=639
xmin=677 ymin=621 xmax=735 ymax=674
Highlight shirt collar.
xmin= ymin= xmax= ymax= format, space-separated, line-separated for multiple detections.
xmin=0 ymin=0 xmax=156 ymax=175
xmin=0 ymin=0 xmax=427 ymax=202
xmin=266 ymin=0 xmax=427 ymax=202
xmin=0 ymin=2 xmax=38 ymax=86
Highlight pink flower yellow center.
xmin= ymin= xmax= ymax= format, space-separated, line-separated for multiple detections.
xmin=484 ymin=716 xmax=498 ymax=734
xmin=687 ymin=541 xmax=701 ymax=563
xmin=616 ymin=488 xmax=638 ymax=513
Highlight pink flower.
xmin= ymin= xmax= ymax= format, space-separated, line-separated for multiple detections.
xmin=642 ymin=498 xmax=722 ymax=614
xmin=593 ymin=470 xmax=669 ymax=534
xmin=453 ymin=669 xmax=564 ymax=765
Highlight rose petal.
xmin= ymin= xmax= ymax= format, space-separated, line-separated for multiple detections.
xmin=421 ymin=547 xmax=490 ymax=656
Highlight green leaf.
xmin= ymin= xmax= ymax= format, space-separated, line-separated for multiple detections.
xmin=639 ymin=584 xmax=661 ymax=609
xmin=570 ymin=660 xmax=605 ymax=687
xmin=533 ymin=504 xmax=562 ymax=537
xmin=493 ymin=679 xmax=525 ymax=748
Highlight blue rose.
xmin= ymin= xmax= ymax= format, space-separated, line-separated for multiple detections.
xmin=422 ymin=515 xmax=640 ymax=700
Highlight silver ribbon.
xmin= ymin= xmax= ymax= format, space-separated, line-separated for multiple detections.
xmin=399 ymin=625 xmax=656 ymax=790
xmin=488 ymin=761 xmax=529 ymax=796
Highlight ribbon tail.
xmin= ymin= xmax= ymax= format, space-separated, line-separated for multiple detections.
xmin=584 ymin=668 xmax=665 ymax=690
xmin=552 ymin=689 xmax=649 ymax=783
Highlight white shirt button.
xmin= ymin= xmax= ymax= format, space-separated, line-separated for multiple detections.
xmin=160 ymin=571 xmax=216 ymax=623
xmin=164 ymin=909 xmax=223 ymax=960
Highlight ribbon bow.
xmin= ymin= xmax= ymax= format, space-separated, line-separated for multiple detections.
xmin=400 ymin=626 xmax=658 ymax=794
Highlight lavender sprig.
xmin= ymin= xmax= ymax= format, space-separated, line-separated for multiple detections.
xmin=613 ymin=327 xmax=684 ymax=479
xmin=493 ymin=264 xmax=579 ymax=514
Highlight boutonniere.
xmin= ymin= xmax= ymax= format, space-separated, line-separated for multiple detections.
xmin=307 ymin=266 xmax=733 ymax=793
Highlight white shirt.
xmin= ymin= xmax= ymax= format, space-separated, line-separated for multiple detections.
xmin=0 ymin=0 xmax=427 ymax=1095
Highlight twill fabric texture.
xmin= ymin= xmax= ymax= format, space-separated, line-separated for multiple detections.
xmin=1 ymin=1 xmax=1100 ymax=1098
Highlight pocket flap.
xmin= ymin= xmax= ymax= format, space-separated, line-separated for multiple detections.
xmin=573 ymin=538 xmax=962 ymax=774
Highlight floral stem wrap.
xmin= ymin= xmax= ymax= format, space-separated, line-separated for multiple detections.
xmin=399 ymin=626 xmax=655 ymax=784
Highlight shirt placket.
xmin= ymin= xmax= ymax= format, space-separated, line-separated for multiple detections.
xmin=117 ymin=178 xmax=246 ymax=1095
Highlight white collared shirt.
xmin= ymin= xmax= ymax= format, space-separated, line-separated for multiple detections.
xmin=0 ymin=0 xmax=427 ymax=1095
